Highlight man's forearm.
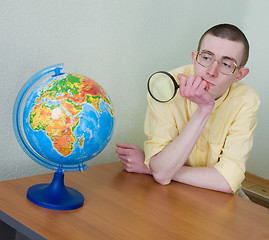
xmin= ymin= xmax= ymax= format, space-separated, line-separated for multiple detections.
xmin=171 ymin=166 xmax=233 ymax=193
xmin=149 ymin=106 xmax=212 ymax=185
xmin=144 ymin=161 xmax=233 ymax=193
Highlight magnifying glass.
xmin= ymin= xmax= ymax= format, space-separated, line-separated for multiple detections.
xmin=147 ymin=71 xmax=180 ymax=103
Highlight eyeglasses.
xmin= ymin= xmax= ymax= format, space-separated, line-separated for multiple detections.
xmin=196 ymin=51 xmax=238 ymax=75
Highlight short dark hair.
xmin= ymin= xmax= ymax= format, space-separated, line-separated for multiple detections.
xmin=197 ymin=24 xmax=249 ymax=67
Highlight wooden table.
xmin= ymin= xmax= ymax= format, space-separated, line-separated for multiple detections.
xmin=1 ymin=161 xmax=269 ymax=240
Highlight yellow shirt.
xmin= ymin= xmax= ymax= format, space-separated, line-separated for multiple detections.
xmin=144 ymin=65 xmax=260 ymax=193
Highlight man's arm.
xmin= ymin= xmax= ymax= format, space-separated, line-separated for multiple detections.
xmin=149 ymin=104 xmax=211 ymax=185
xmin=147 ymin=102 xmax=232 ymax=193
xmin=171 ymin=166 xmax=233 ymax=193
xmin=149 ymin=74 xmax=216 ymax=183
xmin=116 ymin=143 xmax=232 ymax=193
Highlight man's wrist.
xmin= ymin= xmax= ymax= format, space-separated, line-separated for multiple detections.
xmin=197 ymin=104 xmax=214 ymax=117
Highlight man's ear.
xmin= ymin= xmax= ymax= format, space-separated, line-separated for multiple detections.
xmin=234 ymin=67 xmax=249 ymax=83
xmin=191 ymin=51 xmax=196 ymax=63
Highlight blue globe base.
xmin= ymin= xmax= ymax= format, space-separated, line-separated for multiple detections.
xmin=27 ymin=171 xmax=84 ymax=211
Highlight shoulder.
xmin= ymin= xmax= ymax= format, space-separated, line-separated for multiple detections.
xmin=229 ymin=81 xmax=260 ymax=108
xmin=169 ymin=64 xmax=194 ymax=79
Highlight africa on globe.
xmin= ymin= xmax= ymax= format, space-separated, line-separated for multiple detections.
xmin=14 ymin=64 xmax=115 ymax=172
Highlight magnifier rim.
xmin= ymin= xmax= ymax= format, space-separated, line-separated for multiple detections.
xmin=147 ymin=71 xmax=179 ymax=103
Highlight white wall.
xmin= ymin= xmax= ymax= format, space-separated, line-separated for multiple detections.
xmin=0 ymin=0 xmax=268 ymax=181
xmin=243 ymin=0 xmax=269 ymax=180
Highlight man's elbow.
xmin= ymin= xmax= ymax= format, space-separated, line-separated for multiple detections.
xmin=149 ymin=159 xmax=172 ymax=185
xmin=225 ymin=187 xmax=233 ymax=194
xmin=219 ymin=188 xmax=233 ymax=194
xmin=152 ymin=172 xmax=171 ymax=185
xmin=219 ymin=184 xmax=233 ymax=194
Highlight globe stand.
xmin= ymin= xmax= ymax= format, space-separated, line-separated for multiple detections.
xmin=27 ymin=171 xmax=84 ymax=210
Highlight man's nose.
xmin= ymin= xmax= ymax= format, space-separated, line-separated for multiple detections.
xmin=207 ymin=60 xmax=219 ymax=77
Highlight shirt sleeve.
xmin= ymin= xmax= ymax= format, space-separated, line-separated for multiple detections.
xmin=144 ymin=94 xmax=179 ymax=169
xmin=144 ymin=64 xmax=194 ymax=169
xmin=213 ymin=91 xmax=260 ymax=193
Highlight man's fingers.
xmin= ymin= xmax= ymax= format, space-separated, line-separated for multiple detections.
xmin=116 ymin=145 xmax=137 ymax=157
xmin=117 ymin=154 xmax=129 ymax=162
xmin=116 ymin=147 xmax=129 ymax=156
xmin=116 ymin=143 xmax=138 ymax=149
xmin=199 ymin=80 xmax=208 ymax=91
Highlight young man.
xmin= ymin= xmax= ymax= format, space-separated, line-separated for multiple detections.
xmin=116 ymin=24 xmax=260 ymax=196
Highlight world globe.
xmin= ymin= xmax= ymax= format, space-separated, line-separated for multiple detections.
xmin=13 ymin=64 xmax=115 ymax=210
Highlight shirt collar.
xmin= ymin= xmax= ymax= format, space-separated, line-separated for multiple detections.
xmin=213 ymin=85 xmax=231 ymax=111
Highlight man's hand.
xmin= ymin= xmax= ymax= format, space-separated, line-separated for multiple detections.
xmin=178 ymin=74 xmax=215 ymax=112
xmin=116 ymin=143 xmax=151 ymax=174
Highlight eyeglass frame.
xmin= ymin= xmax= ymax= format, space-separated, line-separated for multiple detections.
xmin=195 ymin=51 xmax=240 ymax=75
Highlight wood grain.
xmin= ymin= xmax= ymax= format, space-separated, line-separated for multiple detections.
xmin=1 ymin=161 xmax=269 ymax=240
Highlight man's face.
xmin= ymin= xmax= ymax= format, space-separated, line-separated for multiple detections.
xmin=192 ymin=34 xmax=246 ymax=100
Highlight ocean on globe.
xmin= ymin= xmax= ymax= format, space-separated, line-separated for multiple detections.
xmin=19 ymin=70 xmax=115 ymax=171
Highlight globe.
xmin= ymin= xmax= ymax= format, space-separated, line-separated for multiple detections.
xmin=13 ymin=64 xmax=115 ymax=210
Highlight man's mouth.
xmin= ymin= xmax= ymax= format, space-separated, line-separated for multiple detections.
xmin=202 ymin=77 xmax=215 ymax=86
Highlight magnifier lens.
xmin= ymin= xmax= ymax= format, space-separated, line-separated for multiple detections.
xmin=148 ymin=72 xmax=177 ymax=102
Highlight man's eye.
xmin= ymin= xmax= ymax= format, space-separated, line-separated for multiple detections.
xmin=202 ymin=54 xmax=212 ymax=61
xmin=222 ymin=61 xmax=232 ymax=69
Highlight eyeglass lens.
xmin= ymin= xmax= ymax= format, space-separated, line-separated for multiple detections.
xmin=197 ymin=51 xmax=236 ymax=74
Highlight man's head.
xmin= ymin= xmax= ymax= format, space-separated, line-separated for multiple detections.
xmin=197 ymin=24 xmax=249 ymax=67
xmin=191 ymin=24 xmax=250 ymax=100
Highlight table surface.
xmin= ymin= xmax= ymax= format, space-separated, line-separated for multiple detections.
xmin=1 ymin=161 xmax=269 ymax=240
